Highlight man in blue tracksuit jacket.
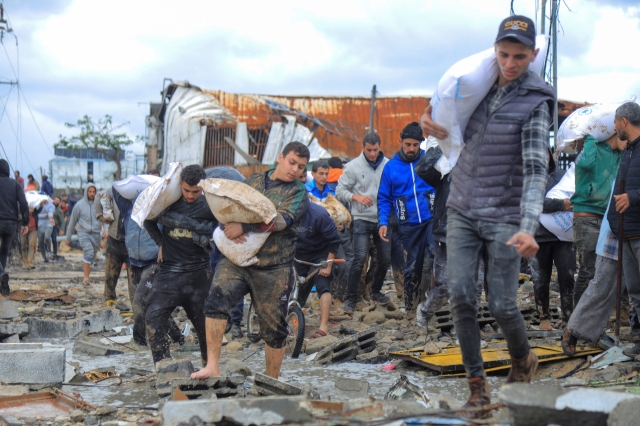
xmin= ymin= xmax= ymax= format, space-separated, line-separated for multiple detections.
xmin=378 ymin=122 xmax=435 ymax=312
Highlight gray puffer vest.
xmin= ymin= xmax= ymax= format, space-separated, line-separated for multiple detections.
xmin=447 ymin=72 xmax=555 ymax=226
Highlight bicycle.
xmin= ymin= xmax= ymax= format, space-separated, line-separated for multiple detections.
xmin=246 ymin=257 xmax=344 ymax=358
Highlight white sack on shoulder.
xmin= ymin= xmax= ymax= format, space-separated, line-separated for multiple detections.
xmin=199 ymin=178 xmax=277 ymax=224
xmin=113 ymin=175 xmax=161 ymax=200
xmin=430 ymin=35 xmax=547 ymax=167
xmin=131 ymin=162 xmax=183 ymax=228
xmin=213 ymin=227 xmax=270 ymax=267
xmin=25 ymin=191 xmax=52 ymax=209
xmin=556 ymin=97 xmax=637 ymax=154
xmin=539 ymin=163 xmax=575 ymax=242
xmin=309 ymin=193 xmax=352 ymax=228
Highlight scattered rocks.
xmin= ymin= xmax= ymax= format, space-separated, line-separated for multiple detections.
xmin=221 ymin=359 xmax=252 ymax=377
xmin=335 ymin=378 xmax=369 ymax=398
xmin=225 ymin=341 xmax=244 ymax=351
xmin=362 ymin=311 xmax=386 ymax=325
xmin=156 ymin=359 xmax=195 ymax=395
xmin=74 ymin=339 xmax=124 ymax=356
xmin=94 ymin=405 xmax=118 ymax=416
xmin=304 ymin=335 xmax=339 ymax=354
xmin=424 ymin=341 xmax=441 ymax=355
xmin=69 ymin=409 xmax=84 ymax=422
xmin=249 ymin=372 xmax=302 ymax=397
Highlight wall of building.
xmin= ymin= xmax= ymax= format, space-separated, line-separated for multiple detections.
xmin=50 ymin=157 xmax=145 ymax=194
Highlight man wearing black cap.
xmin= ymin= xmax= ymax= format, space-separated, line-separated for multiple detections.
xmin=378 ymin=122 xmax=434 ymax=316
xmin=421 ymin=16 xmax=555 ymax=416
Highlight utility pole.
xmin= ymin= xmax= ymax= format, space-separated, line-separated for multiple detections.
xmin=539 ymin=0 xmax=547 ymax=78
xmin=552 ymin=0 xmax=559 ymax=146
xmin=368 ymin=84 xmax=377 ymax=134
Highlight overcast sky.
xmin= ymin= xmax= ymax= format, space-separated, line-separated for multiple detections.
xmin=0 ymin=0 xmax=638 ymax=181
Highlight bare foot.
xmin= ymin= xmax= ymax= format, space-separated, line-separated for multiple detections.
xmin=190 ymin=366 xmax=220 ymax=379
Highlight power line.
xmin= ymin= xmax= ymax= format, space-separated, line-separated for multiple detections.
xmin=0 ymin=85 xmax=35 ymax=172
xmin=19 ymin=86 xmax=53 ymax=156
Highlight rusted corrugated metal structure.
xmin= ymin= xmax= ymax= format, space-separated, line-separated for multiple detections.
xmin=147 ymin=81 xmax=589 ymax=174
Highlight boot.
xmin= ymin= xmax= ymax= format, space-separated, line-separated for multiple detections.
xmin=460 ymin=376 xmax=491 ymax=419
xmin=506 ymin=350 xmax=538 ymax=383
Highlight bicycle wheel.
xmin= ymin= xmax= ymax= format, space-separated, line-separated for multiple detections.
xmin=285 ymin=305 xmax=305 ymax=359
xmin=246 ymin=302 xmax=261 ymax=343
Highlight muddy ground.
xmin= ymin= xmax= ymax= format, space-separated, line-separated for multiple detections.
xmin=1 ymin=243 xmax=638 ymax=425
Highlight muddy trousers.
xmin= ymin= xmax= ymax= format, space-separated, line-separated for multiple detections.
xmin=533 ymin=240 xmax=575 ymax=322
xmin=210 ymin=246 xmax=244 ymax=327
xmin=390 ymin=229 xmax=405 ymax=302
xmin=447 ymin=210 xmax=529 ymax=378
xmin=621 ymin=240 xmax=640 ymax=329
xmin=51 ymin=226 xmax=58 ymax=256
xmin=145 ymin=267 xmax=212 ymax=364
xmin=103 ymin=237 xmax=132 ymax=301
xmin=37 ymin=226 xmax=52 ymax=262
xmin=0 ymin=220 xmax=16 ymax=275
xmin=573 ymin=216 xmax=601 ymax=307
xmin=419 ymin=241 xmax=484 ymax=320
xmin=131 ymin=264 xmax=184 ymax=346
xmin=397 ymin=221 xmax=431 ymax=310
xmin=21 ymin=230 xmax=37 ymax=268
xmin=346 ymin=220 xmax=391 ymax=304
xmin=331 ymin=229 xmax=353 ymax=302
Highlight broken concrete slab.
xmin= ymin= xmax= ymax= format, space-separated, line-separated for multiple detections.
xmin=0 ymin=348 xmax=65 ymax=384
xmin=162 ymin=396 xmax=313 ymax=426
xmin=74 ymin=340 xmax=124 ymax=356
xmin=0 ymin=323 xmax=29 ymax=339
xmin=249 ymin=373 xmax=302 ymax=397
xmin=0 ymin=343 xmax=42 ymax=350
xmin=314 ymin=327 xmax=378 ymax=365
xmin=1 ymin=335 xmax=19 ymax=344
xmin=156 ymin=359 xmax=195 ymax=396
xmin=220 ymin=359 xmax=252 ymax=377
xmin=608 ymin=397 xmax=640 ymax=426
xmin=24 ymin=309 xmax=123 ymax=339
xmin=0 ymin=385 xmax=29 ymax=396
xmin=499 ymin=383 xmax=640 ymax=426
xmin=0 ymin=300 xmax=20 ymax=319
xmin=335 ymin=378 xmax=369 ymax=398
xmin=170 ymin=376 xmax=245 ymax=400
xmin=303 ymin=334 xmax=339 ymax=355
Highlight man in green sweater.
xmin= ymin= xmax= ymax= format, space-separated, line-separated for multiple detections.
xmin=571 ymin=133 xmax=625 ymax=305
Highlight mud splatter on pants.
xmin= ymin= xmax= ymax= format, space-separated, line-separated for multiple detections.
xmin=103 ymin=236 xmax=131 ymax=301
xmin=205 ymin=257 xmax=290 ymax=348
xmin=131 ymin=263 xmax=184 ymax=346
xmin=397 ymin=220 xmax=432 ymax=311
xmin=145 ymin=267 xmax=212 ymax=364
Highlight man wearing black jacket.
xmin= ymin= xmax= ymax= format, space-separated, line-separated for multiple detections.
xmin=296 ymin=173 xmax=341 ymax=338
xmin=0 ymin=159 xmax=29 ymax=296
xmin=532 ymin=151 xmax=575 ymax=329
xmin=607 ymin=102 xmax=640 ymax=358
xmin=143 ymin=164 xmax=217 ymax=365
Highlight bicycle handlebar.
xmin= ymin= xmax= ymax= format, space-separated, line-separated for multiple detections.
xmin=294 ymin=258 xmax=344 ymax=267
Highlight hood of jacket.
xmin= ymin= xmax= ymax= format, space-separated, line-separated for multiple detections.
xmin=0 ymin=159 xmax=9 ymax=178
xmin=83 ymin=184 xmax=97 ymax=203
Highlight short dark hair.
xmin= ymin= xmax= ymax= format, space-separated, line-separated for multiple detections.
xmin=14 ymin=170 xmax=19 ymax=175
xmin=312 ymin=160 xmax=330 ymax=173
xmin=328 ymin=157 xmax=343 ymax=169
xmin=54 ymin=196 xmax=61 ymax=202
xmin=616 ymin=102 xmax=640 ymax=127
xmin=363 ymin=133 xmax=381 ymax=146
xmin=180 ymin=164 xmax=206 ymax=186
xmin=28 ymin=174 xmax=34 ymax=179
xmin=282 ymin=141 xmax=310 ymax=161
xmin=146 ymin=168 xmax=160 ymax=175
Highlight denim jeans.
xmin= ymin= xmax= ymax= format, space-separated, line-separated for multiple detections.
xmin=0 ymin=220 xmax=17 ymax=275
xmin=37 ymin=226 xmax=53 ymax=262
xmin=621 ymin=239 xmax=640 ymax=328
xmin=573 ymin=216 xmax=602 ymax=306
xmin=534 ymin=240 xmax=575 ymax=321
xmin=397 ymin=221 xmax=431 ymax=310
xmin=447 ymin=209 xmax=529 ymax=378
xmin=346 ymin=220 xmax=391 ymax=303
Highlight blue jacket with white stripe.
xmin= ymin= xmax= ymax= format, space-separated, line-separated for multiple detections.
xmin=378 ymin=149 xmax=434 ymax=227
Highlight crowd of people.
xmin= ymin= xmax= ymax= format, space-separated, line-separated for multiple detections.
xmin=1 ymin=13 xmax=640 ymax=418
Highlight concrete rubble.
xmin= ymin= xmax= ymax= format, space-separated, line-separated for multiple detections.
xmin=0 ymin=249 xmax=638 ymax=425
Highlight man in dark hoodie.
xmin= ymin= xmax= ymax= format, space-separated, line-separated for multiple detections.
xmin=0 ymin=159 xmax=29 ymax=296
xmin=532 ymin=151 xmax=575 ymax=330
xmin=377 ymin=122 xmax=434 ymax=316
xmin=144 ymin=165 xmax=217 ymax=365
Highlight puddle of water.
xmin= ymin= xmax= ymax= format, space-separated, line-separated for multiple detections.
xmin=0 ymin=400 xmax=71 ymax=418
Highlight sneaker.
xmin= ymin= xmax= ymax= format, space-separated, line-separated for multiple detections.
xmin=371 ymin=292 xmax=390 ymax=304
xmin=343 ymin=299 xmax=356 ymax=315
xmin=0 ymin=273 xmax=9 ymax=297
xmin=622 ymin=342 xmax=640 ymax=358
xmin=231 ymin=324 xmax=244 ymax=339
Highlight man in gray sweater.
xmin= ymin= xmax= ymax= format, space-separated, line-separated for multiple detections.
xmin=336 ymin=133 xmax=391 ymax=314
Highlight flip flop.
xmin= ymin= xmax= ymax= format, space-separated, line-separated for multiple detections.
xmin=539 ymin=318 xmax=553 ymax=331
xmin=309 ymin=329 xmax=327 ymax=339
xmin=83 ymin=279 xmax=92 ymax=287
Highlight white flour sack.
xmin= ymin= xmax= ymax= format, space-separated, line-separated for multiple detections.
xmin=131 ymin=162 xmax=183 ymax=227
xmin=212 ymin=227 xmax=270 ymax=267
xmin=113 ymin=175 xmax=161 ymax=200
xmin=539 ymin=163 xmax=575 ymax=242
xmin=309 ymin=193 xmax=352 ymax=228
xmin=25 ymin=191 xmax=52 ymax=209
xmin=431 ymin=35 xmax=548 ymax=167
xmin=556 ymin=97 xmax=637 ymax=154
xmin=198 ymin=178 xmax=277 ymax=224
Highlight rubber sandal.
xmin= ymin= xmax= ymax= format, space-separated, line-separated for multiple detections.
xmin=309 ymin=329 xmax=327 ymax=339
xmin=83 ymin=279 xmax=92 ymax=287
xmin=539 ymin=318 xmax=553 ymax=331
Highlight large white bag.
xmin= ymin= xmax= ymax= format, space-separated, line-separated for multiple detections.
xmin=199 ymin=178 xmax=277 ymax=224
xmin=113 ymin=175 xmax=161 ymax=200
xmin=556 ymin=97 xmax=637 ymax=154
xmin=431 ymin=35 xmax=548 ymax=167
xmin=212 ymin=227 xmax=270 ymax=267
xmin=539 ymin=163 xmax=575 ymax=242
xmin=309 ymin=193 xmax=352 ymax=228
xmin=25 ymin=191 xmax=52 ymax=209
xmin=132 ymin=163 xmax=183 ymax=227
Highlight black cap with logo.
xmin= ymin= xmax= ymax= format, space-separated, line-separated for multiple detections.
xmin=495 ymin=15 xmax=536 ymax=47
